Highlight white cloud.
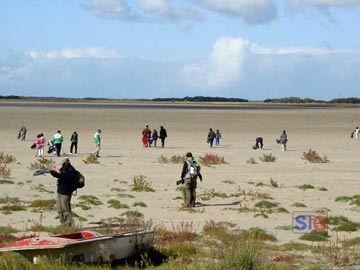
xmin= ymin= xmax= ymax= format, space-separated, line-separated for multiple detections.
xmin=194 ymin=0 xmax=277 ymax=24
xmin=287 ymin=0 xmax=360 ymax=11
xmin=26 ymin=47 xmax=121 ymax=61
xmin=181 ymin=37 xmax=249 ymax=89
xmin=138 ymin=0 xmax=203 ymax=21
xmin=83 ymin=0 xmax=138 ymax=20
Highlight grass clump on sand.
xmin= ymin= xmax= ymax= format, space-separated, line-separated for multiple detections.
xmin=29 ymin=199 xmax=56 ymax=211
xmin=254 ymin=200 xmax=289 ymax=216
xmin=133 ymin=202 xmax=147 ymax=207
xmin=0 ymin=153 xmax=16 ymax=178
xmin=292 ymin=202 xmax=307 ymax=208
xmin=131 ymin=175 xmax=155 ymax=192
xmin=0 ymin=180 xmax=14 ymax=184
xmin=302 ymin=149 xmax=329 ymax=163
xmin=327 ymin=215 xmax=360 ymax=232
xmin=298 ymin=184 xmax=315 ymax=191
xmin=107 ymin=199 xmax=129 ymax=209
xmin=335 ymin=195 xmax=360 ymax=207
xmin=158 ymin=154 xmax=186 ymax=164
xmin=121 ymin=210 xmax=143 ymax=218
xmin=199 ymin=154 xmax=227 ymax=166
xmin=300 ymin=230 xmax=329 ymax=242
xmin=246 ymin=157 xmax=258 ymax=164
xmin=259 ymin=153 xmax=276 ymax=162
xmin=29 ymin=157 xmax=56 ymax=170
xmin=76 ymin=195 xmax=102 ymax=210
xmin=198 ymin=189 xmax=229 ymax=201
xmin=83 ymin=154 xmax=99 ymax=164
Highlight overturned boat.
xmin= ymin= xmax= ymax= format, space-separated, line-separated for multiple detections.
xmin=0 ymin=230 xmax=154 ymax=264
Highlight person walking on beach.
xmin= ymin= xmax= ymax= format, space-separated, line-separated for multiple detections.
xmin=50 ymin=158 xmax=77 ymax=226
xmin=94 ymin=129 xmax=101 ymax=157
xmin=35 ymin=134 xmax=44 ymax=157
xmin=53 ymin=130 xmax=64 ymax=157
xmin=180 ymin=152 xmax=202 ymax=208
xmin=207 ymin=128 xmax=216 ymax=148
xmin=279 ymin=130 xmax=288 ymax=152
xmin=159 ymin=126 xmax=167 ymax=148
xmin=17 ymin=126 xmax=27 ymax=141
xmin=70 ymin=131 xmax=78 ymax=154
xmin=152 ymin=129 xmax=158 ymax=147
xmin=215 ymin=129 xmax=222 ymax=146
xmin=253 ymin=137 xmax=263 ymax=150
xmin=142 ymin=125 xmax=151 ymax=148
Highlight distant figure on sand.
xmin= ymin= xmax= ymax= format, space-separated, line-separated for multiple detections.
xmin=17 ymin=126 xmax=27 ymax=141
xmin=152 ymin=129 xmax=158 ymax=147
xmin=278 ymin=130 xmax=287 ymax=152
xmin=215 ymin=129 xmax=222 ymax=146
xmin=142 ymin=125 xmax=151 ymax=148
xmin=50 ymin=158 xmax=77 ymax=226
xmin=180 ymin=152 xmax=202 ymax=208
xmin=207 ymin=128 xmax=216 ymax=148
xmin=159 ymin=126 xmax=167 ymax=148
xmin=53 ymin=130 xmax=64 ymax=157
xmin=94 ymin=129 xmax=101 ymax=157
xmin=70 ymin=131 xmax=78 ymax=154
xmin=354 ymin=127 xmax=359 ymax=140
xmin=253 ymin=137 xmax=263 ymax=150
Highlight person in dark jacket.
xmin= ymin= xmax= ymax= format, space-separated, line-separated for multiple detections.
xmin=180 ymin=152 xmax=202 ymax=208
xmin=159 ymin=126 xmax=167 ymax=148
xmin=50 ymin=158 xmax=77 ymax=226
xmin=70 ymin=131 xmax=78 ymax=154
xmin=207 ymin=128 xmax=216 ymax=148
xmin=279 ymin=130 xmax=288 ymax=152
xmin=253 ymin=137 xmax=263 ymax=150
xmin=152 ymin=129 xmax=158 ymax=147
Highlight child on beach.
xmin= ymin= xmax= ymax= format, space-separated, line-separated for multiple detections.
xmin=215 ymin=129 xmax=222 ymax=146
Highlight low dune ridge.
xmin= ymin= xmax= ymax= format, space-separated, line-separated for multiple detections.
xmin=0 ymin=103 xmax=360 ymax=244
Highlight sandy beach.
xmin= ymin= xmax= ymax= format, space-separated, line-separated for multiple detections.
xmin=1 ymin=102 xmax=360 ymax=243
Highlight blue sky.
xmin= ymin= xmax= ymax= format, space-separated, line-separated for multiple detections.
xmin=1 ymin=0 xmax=360 ymax=100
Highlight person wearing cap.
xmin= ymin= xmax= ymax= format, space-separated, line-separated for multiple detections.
xmin=50 ymin=158 xmax=77 ymax=226
xmin=52 ymin=130 xmax=64 ymax=157
xmin=94 ymin=129 xmax=101 ymax=157
xmin=180 ymin=152 xmax=202 ymax=208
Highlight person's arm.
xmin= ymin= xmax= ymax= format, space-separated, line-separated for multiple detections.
xmin=181 ymin=162 xmax=187 ymax=179
xmin=50 ymin=168 xmax=61 ymax=178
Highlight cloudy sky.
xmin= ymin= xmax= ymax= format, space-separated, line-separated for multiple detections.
xmin=1 ymin=0 xmax=360 ymax=100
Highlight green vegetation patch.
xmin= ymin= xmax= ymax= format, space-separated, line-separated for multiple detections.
xmin=298 ymin=184 xmax=315 ymax=191
xmin=131 ymin=175 xmax=155 ymax=192
xmin=29 ymin=199 xmax=56 ymax=210
xmin=121 ymin=210 xmax=143 ymax=218
xmin=107 ymin=199 xmax=129 ymax=209
xmin=133 ymin=202 xmax=147 ymax=207
xmin=335 ymin=195 xmax=360 ymax=207
xmin=299 ymin=230 xmax=329 ymax=242
xmin=0 ymin=180 xmax=14 ymax=185
xmin=28 ymin=157 xmax=56 ymax=170
xmin=302 ymin=149 xmax=329 ymax=163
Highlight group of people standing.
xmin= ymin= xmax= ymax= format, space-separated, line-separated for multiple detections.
xmin=142 ymin=125 xmax=167 ymax=148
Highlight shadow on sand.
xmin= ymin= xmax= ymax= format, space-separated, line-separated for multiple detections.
xmin=195 ymin=201 xmax=241 ymax=207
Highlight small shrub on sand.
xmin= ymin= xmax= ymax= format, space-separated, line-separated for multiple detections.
xmin=246 ymin=157 xmax=258 ymax=164
xmin=292 ymin=202 xmax=306 ymax=208
xmin=133 ymin=202 xmax=147 ymax=207
xmin=335 ymin=195 xmax=360 ymax=207
xmin=0 ymin=166 xmax=11 ymax=178
xmin=132 ymin=175 xmax=155 ymax=192
xmin=269 ymin=178 xmax=278 ymax=188
xmin=259 ymin=153 xmax=276 ymax=162
xmin=107 ymin=199 xmax=129 ymax=209
xmin=299 ymin=230 xmax=329 ymax=242
xmin=76 ymin=195 xmax=102 ymax=210
xmin=158 ymin=155 xmax=186 ymax=164
xmin=83 ymin=154 xmax=99 ymax=164
xmin=0 ymin=153 xmax=16 ymax=164
xmin=29 ymin=157 xmax=56 ymax=170
xmin=1 ymin=202 xmax=26 ymax=212
xmin=327 ymin=215 xmax=360 ymax=232
xmin=199 ymin=154 xmax=227 ymax=166
xmin=121 ymin=210 xmax=143 ymax=218
xmin=298 ymin=184 xmax=315 ymax=190
xmin=0 ymin=180 xmax=14 ymax=184
xmin=302 ymin=149 xmax=329 ymax=163
xmin=29 ymin=199 xmax=56 ymax=210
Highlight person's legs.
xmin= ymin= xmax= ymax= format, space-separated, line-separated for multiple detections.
xmin=61 ymin=194 xmax=72 ymax=226
xmin=260 ymin=140 xmax=263 ymax=149
xmin=55 ymin=143 xmax=61 ymax=156
xmin=94 ymin=144 xmax=101 ymax=157
xmin=210 ymin=139 xmax=214 ymax=148
xmin=184 ymin=187 xmax=191 ymax=207
xmin=161 ymin=138 xmax=165 ymax=148
xmin=70 ymin=143 xmax=74 ymax=154
xmin=74 ymin=143 xmax=77 ymax=154
xmin=153 ymin=139 xmax=157 ymax=147
xmin=40 ymin=146 xmax=44 ymax=157
xmin=57 ymin=193 xmax=65 ymax=224
xmin=215 ymin=138 xmax=219 ymax=146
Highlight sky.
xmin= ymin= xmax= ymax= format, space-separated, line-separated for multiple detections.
xmin=1 ymin=0 xmax=360 ymax=100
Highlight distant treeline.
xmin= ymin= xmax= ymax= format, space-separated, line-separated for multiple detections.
xmin=1 ymin=95 xmax=360 ymax=104
xmin=152 ymin=96 xmax=248 ymax=102
xmin=264 ymin=97 xmax=360 ymax=104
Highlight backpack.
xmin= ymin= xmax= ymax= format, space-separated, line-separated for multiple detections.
xmin=187 ymin=160 xmax=201 ymax=177
xmin=72 ymin=171 xmax=85 ymax=195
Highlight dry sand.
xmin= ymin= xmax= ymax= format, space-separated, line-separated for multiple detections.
xmin=1 ymin=102 xmax=360 ymax=243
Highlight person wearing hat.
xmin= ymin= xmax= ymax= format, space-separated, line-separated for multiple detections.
xmin=50 ymin=158 xmax=77 ymax=226
xmin=180 ymin=152 xmax=202 ymax=208
xmin=52 ymin=130 xmax=64 ymax=157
